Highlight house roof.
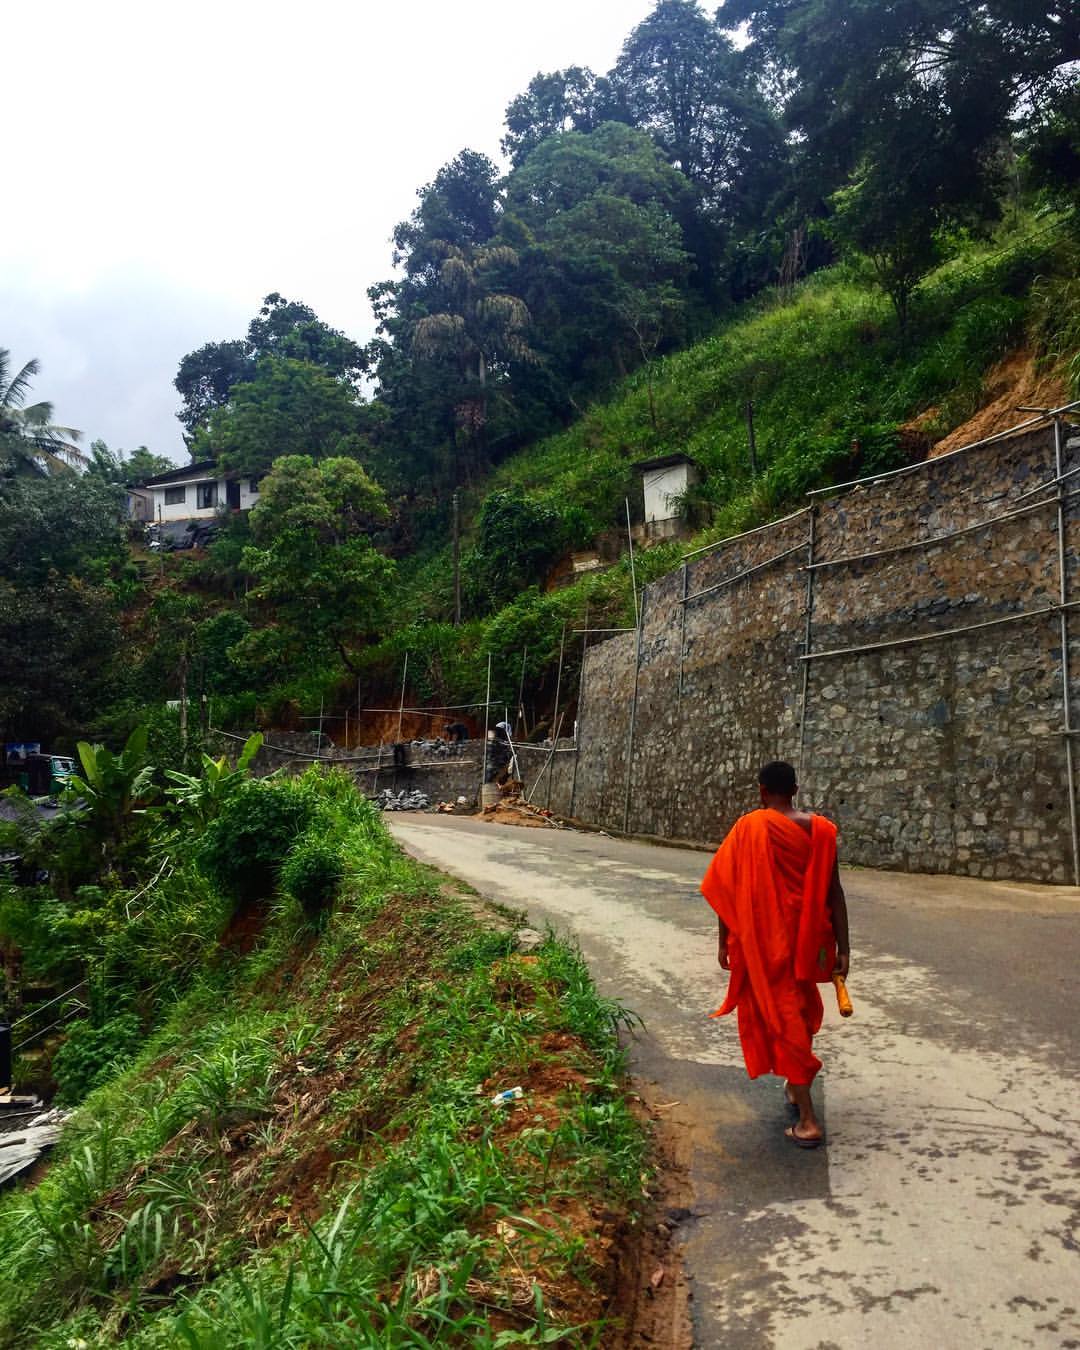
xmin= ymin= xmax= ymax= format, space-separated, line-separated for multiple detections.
xmin=143 ymin=459 xmax=219 ymax=487
xmin=633 ymin=452 xmax=700 ymax=473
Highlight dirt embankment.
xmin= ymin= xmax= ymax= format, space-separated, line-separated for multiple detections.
xmin=914 ymin=350 xmax=1070 ymax=458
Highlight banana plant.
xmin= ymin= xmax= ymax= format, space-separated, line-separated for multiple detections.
xmin=65 ymin=725 xmax=158 ymax=844
xmin=164 ymin=732 xmax=264 ymax=832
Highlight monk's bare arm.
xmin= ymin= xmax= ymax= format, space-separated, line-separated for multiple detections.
xmin=828 ymin=859 xmax=850 ymax=977
xmin=717 ymin=918 xmax=731 ymax=969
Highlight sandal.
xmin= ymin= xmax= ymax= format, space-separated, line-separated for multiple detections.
xmin=784 ymin=1124 xmax=824 ymax=1149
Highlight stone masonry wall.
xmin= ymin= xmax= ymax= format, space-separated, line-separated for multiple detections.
xmin=547 ymin=422 xmax=1080 ymax=884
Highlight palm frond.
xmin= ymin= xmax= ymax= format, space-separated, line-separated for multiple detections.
xmin=1 ymin=357 xmax=41 ymax=411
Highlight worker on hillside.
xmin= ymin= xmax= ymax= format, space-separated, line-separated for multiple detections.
xmin=700 ymin=761 xmax=850 ymax=1148
xmin=444 ymin=721 xmax=469 ymax=744
xmin=484 ymin=722 xmax=514 ymax=784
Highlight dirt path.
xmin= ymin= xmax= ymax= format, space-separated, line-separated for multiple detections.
xmin=390 ymin=815 xmax=1080 ymax=1349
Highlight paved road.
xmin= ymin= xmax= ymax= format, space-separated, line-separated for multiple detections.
xmin=390 ymin=814 xmax=1080 ymax=1350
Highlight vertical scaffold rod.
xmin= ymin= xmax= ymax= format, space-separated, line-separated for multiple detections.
xmin=668 ymin=562 xmax=689 ymax=837
xmin=396 ymin=652 xmax=409 ymax=744
xmin=1053 ymin=417 xmax=1080 ymax=886
xmin=797 ymin=508 xmax=817 ymax=783
xmin=569 ymin=625 xmax=588 ymax=819
xmin=626 ymin=497 xmax=640 ymax=628
xmin=516 ymin=646 xmax=528 ymax=735
xmin=479 ymin=652 xmax=492 ymax=806
xmin=622 ymin=586 xmax=647 ymax=834
xmin=547 ymin=624 xmax=567 ymax=810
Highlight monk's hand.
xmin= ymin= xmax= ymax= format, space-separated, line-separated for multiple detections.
xmin=834 ymin=952 xmax=850 ymax=978
xmin=718 ymin=939 xmax=731 ymax=970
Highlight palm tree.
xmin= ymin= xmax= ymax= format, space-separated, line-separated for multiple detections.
xmin=412 ymin=243 xmax=535 ymax=484
xmin=0 ymin=348 xmax=86 ymax=476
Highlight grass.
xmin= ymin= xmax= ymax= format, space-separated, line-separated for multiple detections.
xmin=492 ymin=214 xmax=1068 ymax=543
xmin=326 ymin=213 xmax=1078 ymax=725
xmin=0 ymin=774 xmax=647 ymax=1347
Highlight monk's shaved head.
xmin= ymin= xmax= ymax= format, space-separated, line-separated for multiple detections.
xmin=759 ymin=761 xmax=798 ymax=798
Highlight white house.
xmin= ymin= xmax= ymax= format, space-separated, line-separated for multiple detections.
xmin=635 ymin=453 xmax=700 ymax=538
xmin=143 ymin=460 xmax=261 ymax=524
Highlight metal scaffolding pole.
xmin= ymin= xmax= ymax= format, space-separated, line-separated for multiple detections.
xmin=516 ymin=646 xmax=528 ymax=736
xmin=668 ymin=562 xmax=690 ymax=837
xmin=395 ymin=653 xmax=409 ymax=743
xmin=679 ymin=543 xmax=807 ymax=605
xmin=479 ymin=652 xmax=492 ymax=806
xmin=626 ymin=497 xmax=640 ymax=628
xmin=1053 ymin=415 xmax=1080 ymax=885
xmin=807 ymin=398 xmax=1080 ymax=499
xmin=568 ymin=627 xmax=588 ymax=820
xmin=682 ymin=506 xmax=810 ymax=562
xmin=622 ymin=586 xmax=647 ymax=834
xmin=547 ymin=624 xmax=567 ymax=810
xmin=797 ymin=508 xmax=817 ymax=782
xmin=801 ymin=600 xmax=1080 ymax=663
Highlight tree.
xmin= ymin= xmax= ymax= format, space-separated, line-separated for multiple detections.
xmin=465 ymin=489 xmax=569 ymax=612
xmin=85 ymin=440 xmax=174 ymax=488
xmin=0 ymin=573 xmax=121 ymax=743
xmin=0 ymin=474 xmax=124 ymax=585
xmin=610 ymin=0 xmax=786 ymax=220
xmin=203 ymin=357 xmax=373 ymax=478
xmin=0 ymin=470 xmax=124 ymax=741
xmin=723 ymin=0 xmax=1075 ymax=197
xmin=174 ymin=295 xmax=367 ymax=438
xmin=173 ymin=340 xmax=253 ymax=440
xmin=245 ymin=293 xmax=366 ymax=383
xmin=392 ymin=150 xmax=501 ymax=271
xmin=240 ymin=456 xmax=394 ymax=673
xmin=370 ymin=150 xmax=529 ymax=493
xmin=827 ymin=79 xmax=1000 ymax=329
xmin=411 ymin=242 xmax=536 ymax=484
xmin=0 ymin=350 xmax=85 ymax=476
xmin=504 ymin=125 xmax=694 ymax=398
xmin=502 ymin=67 xmax=616 ymax=166
xmin=1026 ymin=80 xmax=1080 ymax=217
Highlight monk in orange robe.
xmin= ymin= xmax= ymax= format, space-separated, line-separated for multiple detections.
xmin=701 ymin=761 xmax=850 ymax=1147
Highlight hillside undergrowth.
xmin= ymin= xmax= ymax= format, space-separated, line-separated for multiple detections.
xmin=0 ymin=772 xmax=647 ymax=1347
xmin=339 ymin=216 xmax=1077 ymax=728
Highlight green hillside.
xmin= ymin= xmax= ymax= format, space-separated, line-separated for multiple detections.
xmin=359 ymin=215 xmax=1077 ymax=721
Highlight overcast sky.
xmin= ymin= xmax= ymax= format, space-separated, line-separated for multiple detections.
xmin=2 ymin=0 xmax=655 ymax=464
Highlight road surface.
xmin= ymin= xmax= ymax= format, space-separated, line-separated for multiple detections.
xmin=389 ymin=814 xmax=1080 ymax=1349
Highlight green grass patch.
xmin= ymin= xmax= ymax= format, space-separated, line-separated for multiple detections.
xmin=0 ymin=772 xmax=647 ymax=1347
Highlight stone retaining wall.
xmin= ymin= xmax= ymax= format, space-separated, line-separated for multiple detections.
xmin=546 ymin=421 xmax=1080 ymax=884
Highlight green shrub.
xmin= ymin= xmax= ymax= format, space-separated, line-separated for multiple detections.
xmin=195 ymin=778 xmax=314 ymax=902
xmin=281 ymin=834 xmax=344 ymax=918
xmin=52 ymin=1012 xmax=143 ymax=1104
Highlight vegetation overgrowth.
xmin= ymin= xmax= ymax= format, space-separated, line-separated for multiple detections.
xmin=0 ymin=763 xmax=646 ymax=1346
xmin=4 ymin=0 xmax=1079 ymax=749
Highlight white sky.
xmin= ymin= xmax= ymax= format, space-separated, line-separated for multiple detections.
xmin=2 ymin=0 xmax=655 ymax=463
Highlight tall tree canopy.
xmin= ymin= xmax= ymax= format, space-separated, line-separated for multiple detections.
xmin=85 ymin=441 xmax=175 ymax=488
xmin=200 ymin=357 xmax=374 ymax=479
xmin=610 ymin=0 xmax=786 ymax=221
xmin=174 ymin=294 xmax=367 ymax=439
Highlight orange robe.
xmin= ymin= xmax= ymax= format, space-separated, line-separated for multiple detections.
xmin=700 ymin=809 xmax=838 ymax=1085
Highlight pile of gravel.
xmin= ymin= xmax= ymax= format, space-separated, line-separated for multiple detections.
xmin=376 ymin=788 xmax=431 ymax=812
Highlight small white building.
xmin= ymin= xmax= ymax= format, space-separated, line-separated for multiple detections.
xmin=635 ymin=453 xmax=700 ymax=538
xmin=143 ymin=460 xmax=261 ymax=523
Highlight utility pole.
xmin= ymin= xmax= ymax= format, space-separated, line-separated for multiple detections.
xmin=452 ymin=489 xmax=461 ymax=626
xmin=745 ymin=401 xmax=759 ymax=476
xmin=178 ymin=642 xmax=188 ymax=756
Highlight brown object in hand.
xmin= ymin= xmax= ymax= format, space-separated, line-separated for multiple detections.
xmin=832 ymin=973 xmax=854 ymax=1017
